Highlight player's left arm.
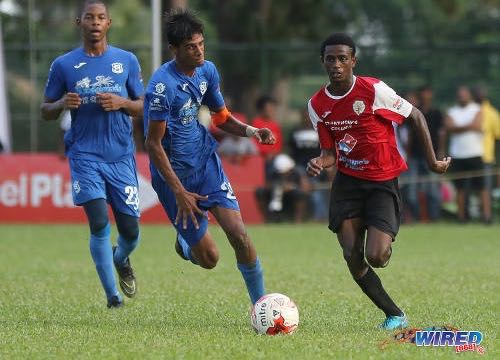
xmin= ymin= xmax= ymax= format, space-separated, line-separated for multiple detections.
xmin=97 ymin=52 xmax=145 ymax=117
xmin=215 ymin=109 xmax=276 ymax=144
xmin=406 ymin=106 xmax=451 ymax=174
xmin=97 ymin=93 xmax=144 ymax=117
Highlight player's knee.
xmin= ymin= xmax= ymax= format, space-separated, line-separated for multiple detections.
xmin=198 ymin=248 xmax=219 ymax=270
xmin=89 ymin=218 xmax=109 ymax=235
xmin=119 ymin=223 xmax=139 ymax=241
xmin=233 ymin=233 xmax=251 ymax=254
xmin=366 ymin=247 xmax=391 ymax=268
xmin=342 ymin=247 xmax=360 ymax=265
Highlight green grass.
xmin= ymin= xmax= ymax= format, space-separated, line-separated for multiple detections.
xmin=0 ymin=223 xmax=498 ymax=359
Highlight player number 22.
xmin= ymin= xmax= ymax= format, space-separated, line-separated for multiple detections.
xmin=124 ymin=186 xmax=139 ymax=210
xmin=221 ymin=181 xmax=236 ymax=200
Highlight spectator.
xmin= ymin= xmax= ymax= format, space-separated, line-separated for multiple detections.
xmin=251 ymin=95 xmax=283 ymax=179
xmin=445 ymin=85 xmax=490 ymax=223
xmin=474 ymin=86 xmax=500 ymax=221
xmin=255 ymin=153 xmax=310 ymax=223
xmin=405 ymin=85 xmax=445 ymax=221
xmin=396 ymin=91 xmax=417 ymax=222
xmin=217 ymin=133 xmax=258 ymax=165
xmin=290 ymin=108 xmax=331 ymax=221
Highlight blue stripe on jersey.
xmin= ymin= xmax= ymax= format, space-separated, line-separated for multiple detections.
xmin=144 ymin=60 xmax=225 ymax=178
xmin=44 ymin=46 xmax=144 ymax=162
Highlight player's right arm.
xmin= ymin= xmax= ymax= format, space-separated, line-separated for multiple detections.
xmin=41 ymin=58 xmax=81 ymax=121
xmin=307 ymin=121 xmax=336 ymax=177
xmin=41 ymin=93 xmax=81 ymax=121
xmin=408 ymin=107 xmax=451 ymax=174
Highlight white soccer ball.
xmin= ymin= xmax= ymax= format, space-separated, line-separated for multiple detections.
xmin=251 ymin=293 xmax=299 ymax=335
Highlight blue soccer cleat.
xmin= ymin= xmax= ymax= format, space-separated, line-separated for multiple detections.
xmin=379 ymin=313 xmax=408 ymax=330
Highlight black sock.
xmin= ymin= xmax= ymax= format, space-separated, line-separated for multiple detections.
xmin=354 ymin=267 xmax=403 ymax=317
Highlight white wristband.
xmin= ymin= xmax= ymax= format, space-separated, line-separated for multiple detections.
xmin=245 ymin=126 xmax=258 ymax=137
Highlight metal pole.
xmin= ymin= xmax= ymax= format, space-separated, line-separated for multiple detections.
xmin=28 ymin=0 xmax=37 ymax=151
xmin=152 ymin=0 xmax=161 ymax=73
xmin=0 ymin=17 xmax=12 ymax=152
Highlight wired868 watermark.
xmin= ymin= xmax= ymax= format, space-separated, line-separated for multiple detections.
xmin=415 ymin=330 xmax=484 ymax=354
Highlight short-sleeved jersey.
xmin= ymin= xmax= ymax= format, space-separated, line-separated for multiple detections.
xmin=44 ymin=46 xmax=144 ymax=162
xmin=144 ymin=60 xmax=225 ymax=178
xmin=308 ymin=76 xmax=412 ymax=181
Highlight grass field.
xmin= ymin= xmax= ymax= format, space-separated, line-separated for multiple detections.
xmin=0 ymin=223 xmax=498 ymax=359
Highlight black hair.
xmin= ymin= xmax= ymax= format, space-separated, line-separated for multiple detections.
xmin=320 ymin=33 xmax=356 ymax=58
xmin=164 ymin=8 xmax=204 ymax=47
xmin=256 ymin=95 xmax=276 ymax=112
xmin=78 ymin=0 xmax=108 ymax=18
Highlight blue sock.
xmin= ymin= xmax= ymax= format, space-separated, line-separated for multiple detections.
xmin=113 ymin=233 xmax=140 ymax=266
xmin=89 ymin=223 xmax=121 ymax=302
xmin=237 ymin=257 xmax=265 ymax=304
xmin=177 ymin=233 xmax=198 ymax=265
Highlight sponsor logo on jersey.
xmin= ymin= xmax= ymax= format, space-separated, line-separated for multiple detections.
xmin=111 ymin=62 xmax=124 ymax=74
xmin=321 ymin=110 xmax=332 ymax=118
xmin=149 ymin=97 xmax=163 ymax=112
xmin=393 ymin=97 xmax=403 ymax=110
xmin=75 ymin=76 xmax=121 ymax=103
xmin=181 ymin=83 xmax=189 ymax=91
xmin=179 ymin=98 xmax=199 ymax=125
xmin=352 ymin=100 xmax=365 ymax=115
xmin=73 ymin=180 xmax=81 ymax=194
xmin=73 ymin=62 xmax=87 ymax=69
xmin=338 ymin=133 xmax=357 ymax=154
xmin=325 ymin=119 xmax=358 ymax=131
xmin=199 ymin=81 xmax=207 ymax=95
xmin=338 ymin=155 xmax=369 ymax=170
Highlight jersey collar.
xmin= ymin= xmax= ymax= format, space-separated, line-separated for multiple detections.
xmin=324 ymin=75 xmax=357 ymax=100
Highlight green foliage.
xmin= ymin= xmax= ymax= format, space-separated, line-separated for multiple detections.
xmin=3 ymin=0 xmax=500 ymax=150
xmin=0 ymin=223 xmax=499 ymax=359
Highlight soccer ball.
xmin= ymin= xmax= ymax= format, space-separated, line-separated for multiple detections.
xmin=251 ymin=293 xmax=299 ymax=335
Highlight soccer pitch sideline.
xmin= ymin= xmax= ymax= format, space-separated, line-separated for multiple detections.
xmin=0 ymin=223 xmax=498 ymax=359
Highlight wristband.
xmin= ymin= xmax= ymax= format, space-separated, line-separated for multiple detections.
xmin=245 ymin=126 xmax=258 ymax=137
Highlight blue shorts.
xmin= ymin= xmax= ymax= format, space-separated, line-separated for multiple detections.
xmin=69 ymin=156 xmax=140 ymax=217
xmin=151 ymin=152 xmax=239 ymax=246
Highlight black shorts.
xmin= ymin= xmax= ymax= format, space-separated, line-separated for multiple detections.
xmin=328 ymin=171 xmax=402 ymax=239
xmin=450 ymin=157 xmax=485 ymax=190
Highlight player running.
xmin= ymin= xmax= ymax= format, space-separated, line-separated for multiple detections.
xmin=41 ymin=0 xmax=143 ymax=308
xmin=306 ymin=33 xmax=451 ymax=330
xmin=144 ymin=9 xmax=276 ymax=305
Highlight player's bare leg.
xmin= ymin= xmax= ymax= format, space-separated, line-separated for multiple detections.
xmin=337 ymin=219 xmax=407 ymax=330
xmin=365 ymin=226 xmax=392 ymax=268
xmin=211 ymin=207 xmax=257 ymax=264
xmin=337 ymin=217 xmax=367 ymax=279
xmin=211 ymin=207 xmax=265 ymax=304
xmin=190 ymin=232 xmax=219 ymax=269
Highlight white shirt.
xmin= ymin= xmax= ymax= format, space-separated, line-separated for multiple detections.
xmin=447 ymin=102 xmax=482 ymax=158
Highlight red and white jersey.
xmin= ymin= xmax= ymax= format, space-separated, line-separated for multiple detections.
xmin=308 ymin=76 xmax=413 ymax=181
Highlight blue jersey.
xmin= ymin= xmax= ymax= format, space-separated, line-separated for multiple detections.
xmin=144 ymin=60 xmax=225 ymax=178
xmin=44 ymin=46 xmax=144 ymax=162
